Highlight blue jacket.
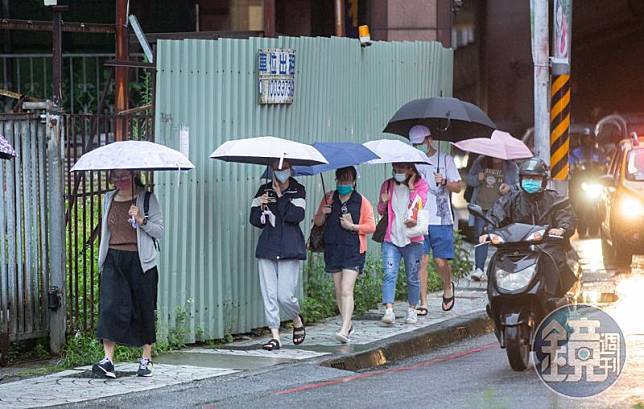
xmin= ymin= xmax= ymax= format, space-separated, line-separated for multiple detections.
xmin=249 ymin=178 xmax=307 ymax=260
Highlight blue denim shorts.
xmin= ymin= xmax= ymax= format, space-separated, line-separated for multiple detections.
xmin=423 ymin=225 xmax=455 ymax=260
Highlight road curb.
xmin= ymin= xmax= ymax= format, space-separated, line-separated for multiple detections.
xmin=319 ymin=311 xmax=494 ymax=372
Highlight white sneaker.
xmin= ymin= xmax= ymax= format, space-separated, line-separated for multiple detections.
xmin=471 ymin=268 xmax=486 ymax=281
xmin=381 ymin=308 xmax=395 ymax=324
xmin=406 ymin=308 xmax=418 ymax=324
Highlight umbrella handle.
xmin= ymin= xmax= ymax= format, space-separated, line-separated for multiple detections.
xmin=436 ymin=142 xmax=441 ymax=187
xmin=320 ymin=174 xmax=328 ymax=204
xmin=130 ymin=174 xmax=138 ymax=228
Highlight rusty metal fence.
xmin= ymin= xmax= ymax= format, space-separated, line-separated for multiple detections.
xmin=0 ymin=114 xmax=50 ymax=346
xmin=63 ymin=112 xmax=153 ymax=333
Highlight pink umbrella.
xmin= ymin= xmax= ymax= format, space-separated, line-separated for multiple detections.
xmin=452 ymin=130 xmax=533 ymax=160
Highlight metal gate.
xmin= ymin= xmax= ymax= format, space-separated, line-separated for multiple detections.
xmin=64 ymin=112 xmax=153 ymax=333
xmin=0 ymin=114 xmax=51 ymax=349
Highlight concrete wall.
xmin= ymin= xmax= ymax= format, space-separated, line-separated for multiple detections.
xmin=369 ymin=0 xmax=452 ymax=48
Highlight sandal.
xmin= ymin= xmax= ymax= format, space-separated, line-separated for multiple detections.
xmin=416 ymin=306 xmax=429 ymax=317
xmin=442 ymin=281 xmax=456 ymax=312
xmin=262 ymin=339 xmax=281 ymax=351
xmin=293 ymin=314 xmax=306 ymax=345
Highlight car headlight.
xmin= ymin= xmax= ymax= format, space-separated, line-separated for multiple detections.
xmin=620 ymin=196 xmax=644 ymax=218
xmin=495 ymin=265 xmax=536 ymax=291
xmin=581 ymin=182 xmax=603 ymax=199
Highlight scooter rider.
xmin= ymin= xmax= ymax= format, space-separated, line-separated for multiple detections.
xmin=479 ymin=158 xmax=578 ymax=299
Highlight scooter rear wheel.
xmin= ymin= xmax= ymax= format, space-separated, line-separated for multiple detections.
xmin=505 ymin=325 xmax=531 ymax=371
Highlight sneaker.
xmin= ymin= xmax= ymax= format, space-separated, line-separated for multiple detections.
xmin=471 ymin=268 xmax=486 ymax=281
xmin=137 ymin=358 xmax=153 ymax=377
xmin=381 ymin=308 xmax=395 ymax=324
xmin=405 ymin=308 xmax=418 ymax=324
xmin=92 ymin=357 xmax=116 ymax=379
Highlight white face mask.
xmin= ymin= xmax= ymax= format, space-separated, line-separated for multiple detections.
xmin=393 ymin=173 xmax=408 ymax=183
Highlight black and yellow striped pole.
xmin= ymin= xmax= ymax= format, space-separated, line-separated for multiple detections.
xmin=550 ymin=73 xmax=571 ymax=181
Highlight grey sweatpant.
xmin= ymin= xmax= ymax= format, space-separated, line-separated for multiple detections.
xmin=257 ymin=258 xmax=301 ymax=329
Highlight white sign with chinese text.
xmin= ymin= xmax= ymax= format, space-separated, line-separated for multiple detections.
xmin=258 ymin=48 xmax=296 ymax=104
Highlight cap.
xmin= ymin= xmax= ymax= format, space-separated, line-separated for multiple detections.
xmin=409 ymin=125 xmax=431 ymax=145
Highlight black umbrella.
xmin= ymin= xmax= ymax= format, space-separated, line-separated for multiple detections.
xmin=383 ymin=97 xmax=496 ymax=142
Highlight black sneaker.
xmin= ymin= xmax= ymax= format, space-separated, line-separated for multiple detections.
xmin=137 ymin=358 xmax=153 ymax=377
xmin=92 ymin=357 xmax=116 ymax=379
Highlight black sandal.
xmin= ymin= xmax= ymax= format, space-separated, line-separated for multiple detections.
xmin=416 ymin=306 xmax=429 ymax=316
xmin=442 ymin=281 xmax=456 ymax=312
xmin=262 ymin=339 xmax=281 ymax=351
xmin=293 ymin=314 xmax=306 ymax=345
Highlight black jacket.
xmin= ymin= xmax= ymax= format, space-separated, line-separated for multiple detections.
xmin=485 ymin=189 xmax=577 ymax=244
xmin=249 ymin=178 xmax=307 ymax=260
xmin=485 ymin=189 xmax=579 ymax=297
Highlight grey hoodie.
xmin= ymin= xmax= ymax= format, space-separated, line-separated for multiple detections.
xmin=98 ymin=189 xmax=164 ymax=273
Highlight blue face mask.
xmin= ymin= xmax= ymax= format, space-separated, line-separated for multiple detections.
xmin=521 ymin=179 xmax=542 ymax=194
xmin=274 ymin=169 xmax=291 ymax=183
xmin=336 ymin=184 xmax=354 ymax=196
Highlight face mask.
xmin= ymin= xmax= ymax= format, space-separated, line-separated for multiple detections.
xmin=414 ymin=144 xmax=427 ymax=153
xmin=521 ymin=179 xmax=542 ymax=194
xmin=336 ymin=184 xmax=354 ymax=196
xmin=394 ymin=173 xmax=408 ymax=183
xmin=274 ymin=169 xmax=291 ymax=183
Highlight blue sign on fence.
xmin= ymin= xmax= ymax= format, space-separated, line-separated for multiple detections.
xmin=258 ymin=48 xmax=296 ymax=104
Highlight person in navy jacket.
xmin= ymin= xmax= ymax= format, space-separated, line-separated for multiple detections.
xmin=250 ymin=160 xmax=306 ymax=351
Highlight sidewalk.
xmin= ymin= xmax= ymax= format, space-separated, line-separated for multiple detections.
xmin=0 ymin=243 xmax=491 ymax=409
xmin=0 ymin=286 xmax=489 ymax=408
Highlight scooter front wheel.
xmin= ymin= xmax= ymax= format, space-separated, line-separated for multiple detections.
xmin=504 ymin=324 xmax=531 ymax=371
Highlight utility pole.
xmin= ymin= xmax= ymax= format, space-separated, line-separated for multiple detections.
xmin=115 ymin=0 xmax=129 ymax=140
xmin=263 ymin=0 xmax=276 ymax=37
xmin=334 ymin=0 xmax=345 ymax=37
xmin=530 ymin=0 xmax=550 ymax=167
xmin=51 ymin=5 xmax=67 ymax=108
xmin=550 ymin=0 xmax=572 ymax=195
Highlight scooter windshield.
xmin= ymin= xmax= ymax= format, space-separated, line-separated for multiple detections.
xmin=493 ymin=223 xmax=548 ymax=243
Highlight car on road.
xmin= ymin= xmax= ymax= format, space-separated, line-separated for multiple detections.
xmin=599 ymin=133 xmax=644 ymax=267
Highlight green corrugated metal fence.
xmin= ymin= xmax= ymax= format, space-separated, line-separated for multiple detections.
xmin=154 ymin=35 xmax=453 ymax=342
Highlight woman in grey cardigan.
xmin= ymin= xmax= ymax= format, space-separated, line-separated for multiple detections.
xmin=92 ymin=169 xmax=164 ymax=379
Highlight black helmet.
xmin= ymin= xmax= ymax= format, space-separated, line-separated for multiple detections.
xmin=519 ymin=158 xmax=549 ymax=178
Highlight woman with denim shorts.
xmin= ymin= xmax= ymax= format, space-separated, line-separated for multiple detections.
xmin=314 ymin=166 xmax=376 ymax=343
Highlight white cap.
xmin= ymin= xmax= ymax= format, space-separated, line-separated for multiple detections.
xmin=409 ymin=125 xmax=431 ymax=145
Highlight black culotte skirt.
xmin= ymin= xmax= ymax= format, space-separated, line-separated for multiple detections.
xmin=96 ymin=249 xmax=158 ymax=347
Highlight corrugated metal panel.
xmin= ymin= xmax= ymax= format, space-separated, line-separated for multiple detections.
xmin=154 ymin=36 xmax=453 ymax=341
xmin=0 ymin=115 xmax=50 ymax=341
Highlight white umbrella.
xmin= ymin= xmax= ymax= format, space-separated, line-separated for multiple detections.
xmin=209 ymin=136 xmax=328 ymax=168
xmin=363 ymin=139 xmax=431 ymax=164
xmin=70 ymin=140 xmax=194 ymax=172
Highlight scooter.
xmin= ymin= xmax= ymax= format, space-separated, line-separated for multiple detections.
xmin=570 ymin=159 xmax=605 ymax=237
xmin=468 ymin=200 xmax=582 ymax=372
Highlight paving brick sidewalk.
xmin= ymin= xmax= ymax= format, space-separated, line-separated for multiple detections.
xmin=0 ymin=283 xmax=487 ymax=409
xmin=0 ymin=241 xmax=489 ymax=408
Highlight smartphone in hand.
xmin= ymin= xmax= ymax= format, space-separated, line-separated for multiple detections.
xmin=264 ymin=188 xmax=278 ymax=202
